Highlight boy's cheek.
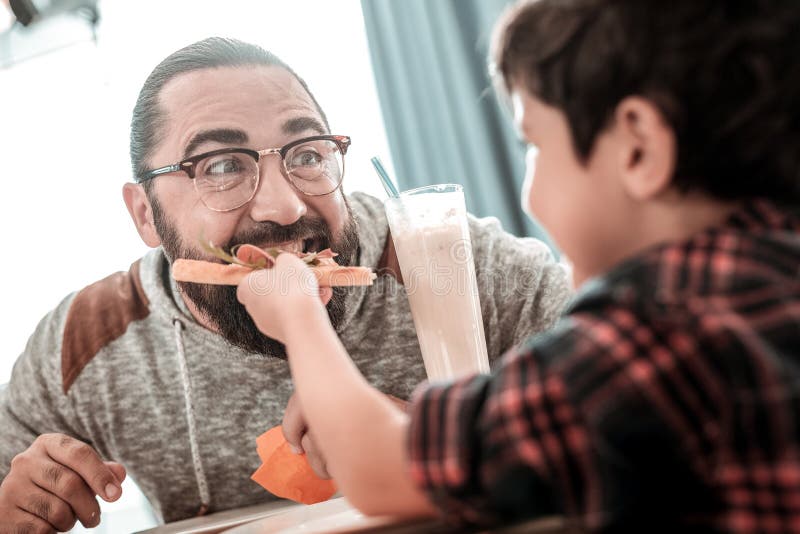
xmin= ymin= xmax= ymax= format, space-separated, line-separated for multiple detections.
xmin=522 ymin=163 xmax=551 ymax=223
xmin=527 ymin=175 xmax=559 ymax=236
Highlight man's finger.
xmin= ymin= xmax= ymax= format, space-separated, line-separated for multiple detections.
xmin=42 ymin=435 xmax=121 ymax=502
xmin=4 ymin=508 xmax=56 ymax=534
xmin=105 ymin=461 xmax=127 ymax=485
xmin=29 ymin=459 xmax=101 ymax=529
xmin=301 ymin=433 xmax=330 ymax=479
xmin=281 ymin=394 xmax=306 ymax=453
xmin=17 ymin=486 xmax=77 ymax=532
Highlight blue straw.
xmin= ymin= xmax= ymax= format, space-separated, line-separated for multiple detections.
xmin=371 ymin=156 xmax=400 ymax=198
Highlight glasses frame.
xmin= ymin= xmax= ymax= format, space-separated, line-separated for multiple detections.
xmin=137 ymin=134 xmax=351 ymax=212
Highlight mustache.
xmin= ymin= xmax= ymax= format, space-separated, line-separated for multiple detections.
xmin=223 ymin=216 xmax=332 ymax=251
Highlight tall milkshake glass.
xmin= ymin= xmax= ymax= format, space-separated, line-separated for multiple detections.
xmin=384 ymin=184 xmax=490 ymax=381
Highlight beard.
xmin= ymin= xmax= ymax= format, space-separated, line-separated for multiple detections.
xmin=151 ymin=196 xmax=360 ymax=358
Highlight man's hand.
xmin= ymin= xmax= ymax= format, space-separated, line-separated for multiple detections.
xmin=0 ymin=433 xmax=125 ymax=533
xmin=237 ymin=253 xmax=333 ymax=343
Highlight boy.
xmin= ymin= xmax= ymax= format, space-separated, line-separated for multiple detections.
xmin=237 ymin=0 xmax=800 ymax=531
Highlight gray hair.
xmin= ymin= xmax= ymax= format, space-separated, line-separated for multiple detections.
xmin=130 ymin=37 xmax=330 ymax=187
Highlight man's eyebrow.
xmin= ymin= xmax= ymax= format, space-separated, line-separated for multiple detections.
xmin=183 ymin=129 xmax=249 ymax=159
xmin=282 ymin=117 xmax=328 ymax=136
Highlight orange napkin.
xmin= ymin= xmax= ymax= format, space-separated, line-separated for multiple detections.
xmin=251 ymin=425 xmax=337 ymax=505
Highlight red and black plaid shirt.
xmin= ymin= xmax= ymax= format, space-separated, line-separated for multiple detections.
xmin=408 ymin=200 xmax=800 ymax=532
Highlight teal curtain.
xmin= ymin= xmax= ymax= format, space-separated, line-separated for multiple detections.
xmin=361 ymin=0 xmax=552 ymax=244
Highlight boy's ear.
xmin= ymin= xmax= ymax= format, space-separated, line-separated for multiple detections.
xmin=123 ymin=183 xmax=162 ymax=248
xmin=614 ymin=96 xmax=676 ymax=201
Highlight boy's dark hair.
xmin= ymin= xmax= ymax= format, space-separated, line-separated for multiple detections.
xmin=491 ymin=0 xmax=800 ymax=204
xmin=130 ymin=37 xmax=330 ymax=191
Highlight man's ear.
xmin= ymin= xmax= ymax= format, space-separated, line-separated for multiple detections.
xmin=123 ymin=183 xmax=161 ymax=248
xmin=613 ymin=96 xmax=676 ymax=201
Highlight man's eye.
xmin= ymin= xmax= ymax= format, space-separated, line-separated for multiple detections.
xmin=205 ymin=158 xmax=242 ymax=175
xmin=290 ymin=149 xmax=323 ymax=167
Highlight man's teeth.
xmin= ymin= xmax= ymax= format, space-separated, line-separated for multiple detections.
xmin=267 ymin=241 xmax=303 ymax=253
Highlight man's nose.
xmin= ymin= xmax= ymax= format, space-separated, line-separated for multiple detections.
xmin=248 ymin=157 xmax=307 ymax=225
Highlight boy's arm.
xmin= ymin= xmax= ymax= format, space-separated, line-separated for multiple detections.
xmin=406 ymin=314 xmax=697 ymax=527
xmin=237 ymin=257 xmax=434 ymax=516
xmin=282 ymin=304 xmax=435 ymax=517
xmin=241 ymin=257 xmax=694 ymax=527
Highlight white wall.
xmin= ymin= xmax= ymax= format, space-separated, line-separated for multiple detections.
xmin=0 ymin=0 xmax=393 ymax=384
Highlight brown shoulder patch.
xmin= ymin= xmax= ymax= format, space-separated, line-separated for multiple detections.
xmin=376 ymin=231 xmax=404 ymax=284
xmin=62 ymin=260 xmax=150 ymax=393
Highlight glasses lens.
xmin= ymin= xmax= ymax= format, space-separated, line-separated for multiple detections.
xmin=194 ymin=152 xmax=259 ymax=210
xmin=285 ymin=139 xmax=344 ymax=195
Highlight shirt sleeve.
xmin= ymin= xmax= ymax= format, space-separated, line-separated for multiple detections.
xmin=407 ymin=312 xmax=699 ymax=528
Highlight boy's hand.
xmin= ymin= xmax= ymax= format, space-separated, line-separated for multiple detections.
xmin=237 ymin=253 xmax=332 ymax=343
xmin=281 ymin=392 xmax=410 ymax=481
xmin=282 ymin=393 xmax=331 ymax=479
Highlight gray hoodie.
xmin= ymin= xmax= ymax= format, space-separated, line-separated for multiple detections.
xmin=0 ymin=192 xmax=570 ymax=523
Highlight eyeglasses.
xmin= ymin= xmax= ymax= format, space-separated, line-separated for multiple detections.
xmin=137 ymin=135 xmax=351 ymax=212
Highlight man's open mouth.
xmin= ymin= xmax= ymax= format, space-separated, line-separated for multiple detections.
xmin=251 ymin=236 xmax=330 ymax=255
xmin=302 ymin=236 xmax=329 ymax=254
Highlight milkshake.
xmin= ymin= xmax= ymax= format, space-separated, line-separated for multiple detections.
xmin=385 ymin=184 xmax=490 ymax=381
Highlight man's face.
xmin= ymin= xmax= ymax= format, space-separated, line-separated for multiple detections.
xmin=146 ymin=65 xmax=359 ymax=355
xmin=512 ymin=88 xmax=631 ymax=287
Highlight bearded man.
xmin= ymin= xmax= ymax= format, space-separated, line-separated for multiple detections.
xmin=0 ymin=37 xmax=570 ymax=531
